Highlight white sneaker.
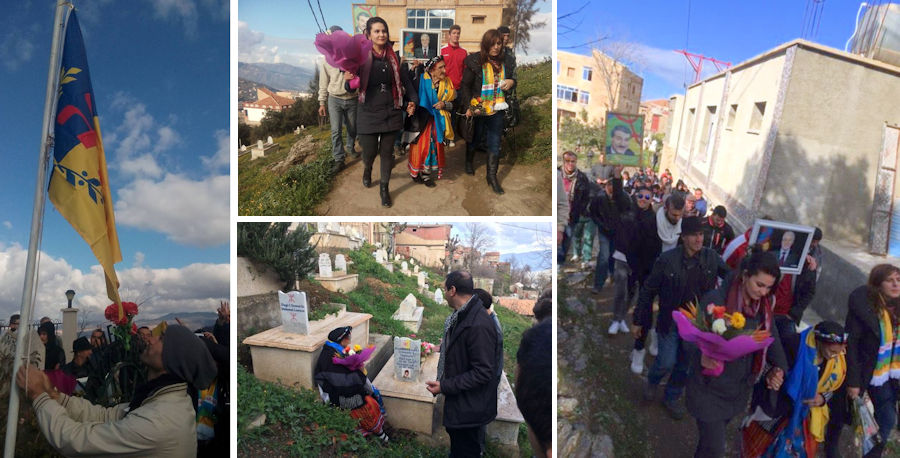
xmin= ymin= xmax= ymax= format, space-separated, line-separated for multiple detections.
xmin=630 ymin=349 xmax=646 ymax=374
xmin=569 ymin=254 xmax=580 ymax=263
xmin=618 ymin=320 xmax=630 ymax=333
xmin=449 ymin=141 xmax=455 ymax=147
xmin=648 ymin=329 xmax=659 ymax=356
xmin=608 ymin=321 xmax=619 ymax=335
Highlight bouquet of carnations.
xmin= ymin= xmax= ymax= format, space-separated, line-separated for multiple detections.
xmin=672 ymin=302 xmax=773 ymax=377
xmin=332 ymin=343 xmax=376 ymax=372
xmin=104 ymin=301 xmax=139 ymax=351
xmin=314 ymin=29 xmax=372 ymax=90
xmin=421 ymin=341 xmax=437 ymax=359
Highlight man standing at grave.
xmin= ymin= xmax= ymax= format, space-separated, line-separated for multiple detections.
xmin=318 ymin=25 xmax=359 ymax=175
xmin=633 ymin=217 xmax=730 ymax=420
xmin=427 ymin=271 xmax=498 ymax=457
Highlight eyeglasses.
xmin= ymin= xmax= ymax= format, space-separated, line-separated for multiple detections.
xmin=636 ymin=194 xmax=652 ymax=200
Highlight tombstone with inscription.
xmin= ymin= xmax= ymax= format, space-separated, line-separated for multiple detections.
xmin=392 ymin=293 xmax=424 ymax=332
xmin=334 ymin=254 xmax=347 ymax=273
xmin=318 ymin=253 xmax=332 ymax=278
xmin=393 ymin=337 xmax=421 ymax=380
xmin=278 ymin=291 xmax=310 ymax=334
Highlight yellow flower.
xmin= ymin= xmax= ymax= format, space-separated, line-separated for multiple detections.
xmin=731 ymin=312 xmax=746 ymax=330
xmin=353 ymin=344 xmax=362 ymax=352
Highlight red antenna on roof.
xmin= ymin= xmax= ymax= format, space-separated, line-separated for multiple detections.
xmin=674 ymin=49 xmax=732 ymax=84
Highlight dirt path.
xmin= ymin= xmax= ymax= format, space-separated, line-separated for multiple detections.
xmin=557 ymin=265 xmax=861 ymax=457
xmin=315 ymin=144 xmax=551 ymax=216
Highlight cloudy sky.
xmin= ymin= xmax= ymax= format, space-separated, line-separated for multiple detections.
xmin=239 ymin=0 xmax=552 ymax=71
xmin=0 ymin=1 xmax=229 ymax=326
xmin=558 ymin=0 xmax=870 ymax=100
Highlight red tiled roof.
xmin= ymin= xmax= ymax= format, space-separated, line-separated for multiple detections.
xmin=497 ymin=297 xmax=536 ymax=316
xmin=256 ymin=87 xmax=296 ymax=107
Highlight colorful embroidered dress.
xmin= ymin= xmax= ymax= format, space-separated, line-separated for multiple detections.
xmin=408 ymin=72 xmax=455 ymax=180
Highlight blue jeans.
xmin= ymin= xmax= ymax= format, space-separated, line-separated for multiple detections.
xmin=328 ymin=95 xmax=357 ymax=162
xmin=592 ymin=231 xmax=611 ymax=291
xmin=571 ymin=217 xmax=595 ymax=261
xmin=559 ymin=224 xmax=575 ymax=265
xmin=868 ymin=382 xmax=898 ymax=447
xmin=468 ymin=114 xmax=503 ymax=158
xmin=647 ymin=326 xmax=690 ymax=401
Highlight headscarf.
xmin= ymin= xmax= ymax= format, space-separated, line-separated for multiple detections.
xmin=161 ymin=325 xmax=217 ymax=389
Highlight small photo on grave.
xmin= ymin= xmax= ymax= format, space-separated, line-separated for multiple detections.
xmin=236 ymin=221 xmax=553 ymax=455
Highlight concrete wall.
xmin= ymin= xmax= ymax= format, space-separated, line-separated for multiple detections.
xmin=763 ymin=46 xmax=900 ymax=246
xmin=237 ymin=257 xmax=283 ymax=298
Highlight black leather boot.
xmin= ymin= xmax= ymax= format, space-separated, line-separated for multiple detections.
xmin=487 ymin=155 xmax=504 ymax=194
xmin=465 ymin=148 xmax=475 ymax=175
xmin=380 ymin=182 xmax=392 ymax=207
xmin=362 ymin=150 xmax=374 ymax=187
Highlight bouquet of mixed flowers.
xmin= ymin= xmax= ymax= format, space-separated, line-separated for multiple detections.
xmin=332 ymin=343 xmax=376 ymax=372
xmin=421 ymin=341 xmax=437 ymax=359
xmin=673 ymin=302 xmax=773 ymax=377
xmin=314 ymin=29 xmax=372 ymax=90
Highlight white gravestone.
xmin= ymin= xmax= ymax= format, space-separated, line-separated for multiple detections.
xmin=335 ymin=254 xmax=347 ymax=273
xmin=401 ymin=261 xmax=409 ymax=273
xmin=257 ymin=139 xmax=264 ymax=150
xmin=434 ymin=288 xmax=443 ymax=304
xmin=377 ymin=249 xmax=388 ymax=263
xmin=278 ymin=290 xmax=310 ymax=334
xmin=395 ymin=254 xmax=400 ymax=261
xmin=414 ymin=265 xmax=419 ymax=274
xmin=417 ymin=272 xmax=426 ymax=288
xmin=393 ymin=336 xmax=421 ymax=381
xmin=327 ymin=222 xmax=340 ymax=233
xmin=266 ymin=135 xmax=274 ymax=144
xmin=317 ymin=222 xmax=327 ymax=233
xmin=318 ymin=253 xmax=332 ymax=278
xmin=392 ymin=293 xmax=424 ymax=332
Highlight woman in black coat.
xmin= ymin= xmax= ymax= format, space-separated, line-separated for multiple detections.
xmin=459 ymin=29 xmax=516 ymax=195
xmin=38 ymin=321 xmax=66 ymax=371
xmin=825 ymin=263 xmax=900 ymax=458
xmin=684 ymin=250 xmax=788 ymax=457
xmin=343 ymin=17 xmax=417 ymax=208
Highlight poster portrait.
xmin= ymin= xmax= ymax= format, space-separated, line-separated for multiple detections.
xmin=352 ymin=4 xmax=376 ymax=35
xmin=400 ymin=29 xmax=440 ymax=60
xmin=748 ymin=219 xmax=815 ymax=275
xmin=604 ymin=112 xmax=645 ymax=167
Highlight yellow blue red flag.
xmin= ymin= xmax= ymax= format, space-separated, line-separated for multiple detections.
xmin=49 ymin=11 xmax=123 ymax=313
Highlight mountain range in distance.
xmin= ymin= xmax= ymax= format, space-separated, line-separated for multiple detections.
xmin=239 ymin=61 xmax=315 ymax=94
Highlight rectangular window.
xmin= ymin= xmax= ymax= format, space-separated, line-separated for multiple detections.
xmin=582 ymin=66 xmax=592 ymax=81
xmin=566 ymin=67 xmax=575 ymax=78
xmin=556 ymin=85 xmax=589 ymax=105
xmin=750 ymin=101 xmax=766 ymax=131
xmin=727 ymin=104 xmax=737 ymax=129
xmin=407 ymin=9 xmax=455 ymax=30
xmin=578 ymin=91 xmax=590 ymax=104
xmin=472 ymin=15 xmax=485 ymax=24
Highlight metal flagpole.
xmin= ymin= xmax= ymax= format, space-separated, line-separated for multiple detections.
xmin=4 ymin=2 xmax=72 ymax=456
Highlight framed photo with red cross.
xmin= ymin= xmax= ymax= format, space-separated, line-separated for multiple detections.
xmin=604 ymin=111 xmax=646 ymax=167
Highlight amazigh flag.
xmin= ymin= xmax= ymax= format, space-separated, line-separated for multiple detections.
xmin=48 ymin=11 xmax=123 ymax=312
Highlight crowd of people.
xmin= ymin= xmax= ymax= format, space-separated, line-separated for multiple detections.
xmin=555 ymin=151 xmax=900 ymax=457
xmin=319 ymin=19 xmax=519 ymax=207
xmin=313 ymin=271 xmax=552 ymax=457
xmin=2 ymin=302 xmax=231 ymax=457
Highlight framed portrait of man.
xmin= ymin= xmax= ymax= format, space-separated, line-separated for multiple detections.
xmin=604 ymin=112 xmax=645 ymax=167
xmin=400 ymin=29 xmax=440 ymax=60
xmin=352 ymin=4 xmax=376 ymax=35
xmin=748 ymin=219 xmax=815 ymax=275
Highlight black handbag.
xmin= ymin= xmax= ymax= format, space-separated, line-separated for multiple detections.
xmin=504 ymin=94 xmax=520 ymax=129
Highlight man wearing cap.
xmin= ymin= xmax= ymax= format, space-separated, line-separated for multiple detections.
xmin=61 ymin=336 xmax=93 ymax=379
xmin=17 ymin=325 xmax=217 ymax=457
xmin=318 ymin=25 xmax=359 ymax=175
xmin=634 ymin=216 xmax=730 ymax=420
xmin=700 ymin=205 xmax=735 ymax=255
xmin=427 ymin=270 xmax=498 ymax=456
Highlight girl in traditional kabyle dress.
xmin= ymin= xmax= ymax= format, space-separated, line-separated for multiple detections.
xmin=407 ymin=56 xmax=456 ymax=187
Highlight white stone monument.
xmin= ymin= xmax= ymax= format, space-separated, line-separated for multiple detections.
xmin=434 ymin=288 xmax=443 ymax=304
xmin=417 ymin=271 xmax=427 ymax=288
xmin=316 ymin=222 xmax=327 ymax=233
xmin=278 ymin=290 xmax=310 ymax=334
xmin=392 ymin=293 xmax=424 ymax=332
xmin=393 ymin=337 xmax=421 ymax=381
xmin=401 ymin=261 xmax=409 ymax=275
xmin=413 ymin=265 xmax=419 ymax=274
xmin=266 ymin=135 xmax=274 ymax=144
xmin=318 ymin=253 xmax=332 ymax=278
xmin=334 ymin=254 xmax=347 ymax=273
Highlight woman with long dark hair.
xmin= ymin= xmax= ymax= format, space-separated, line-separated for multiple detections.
xmin=684 ymin=249 xmax=788 ymax=457
xmin=38 ymin=321 xmax=66 ymax=371
xmin=824 ymin=264 xmax=900 ymax=457
xmin=460 ymin=29 xmax=516 ymax=195
xmin=343 ymin=17 xmax=416 ymax=207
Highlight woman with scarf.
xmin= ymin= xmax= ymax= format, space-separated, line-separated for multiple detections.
xmin=406 ymin=56 xmax=455 ymax=187
xmin=823 ymin=264 xmax=900 ymax=458
xmin=38 ymin=321 xmax=65 ymax=371
xmin=314 ymin=326 xmax=389 ymax=442
xmin=343 ymin=17 xmax=416 ymax=208
xmin=741 ymin=320 xmax=847 ymax=457
xmin=685 ymin=249 xmax=788 ymax=457
xmin=460 ymin=29 xmax=516 ymax=195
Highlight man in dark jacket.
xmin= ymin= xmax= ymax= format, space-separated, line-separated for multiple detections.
xmin=589 ymin=166 xmax=630 ymax=295
xmin=558 ymin=151 xmax=593 ymax=265
xmin=634 ymin=217 xmax=730 ymax=419
xmin=700 ymin=205 xmax=735 ymax=255
xmin=427 ymin=271 xmax=498 ymax=456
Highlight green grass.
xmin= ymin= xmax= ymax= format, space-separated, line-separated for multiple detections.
xmin=504 ymin=59 xmax=552 ymax=165
xmin=515 ymin=59 xmax=551 ymax=100
xmin=238 ymin=128 xmax=333 ymax=216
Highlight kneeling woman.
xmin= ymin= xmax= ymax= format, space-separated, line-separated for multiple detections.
xmin=407 ymin=56 xmax=456 ymax=187
xmin=460 ymin=29 xmax=516 ymax=195
xmin=314 ymin=326 xmax=388 ymax=442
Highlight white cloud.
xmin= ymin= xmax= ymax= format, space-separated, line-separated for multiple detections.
xmin=155 ymin=126 xmax=180 ymax=152
xmin=238 ymin=22 xmax=320 ymax=69
xmin=115 ymin=173 xmax=229 ymax=247
xmin=238 ymin=21 xmax=264 ymax=50
xmin=133 ymin=251 xmax=145 ymax=268
xmin=0 ymin=243 xmax=228 ymax=326
xmin=0 ymin=32 xmax=34 ymax=71
xmin=103 ymin=97 xmax=179 ymax=179
xmin=150 ymin=0 xmax=199 ymax=36
xmin=520 ymin=11 xmax=552 ymax=62
xmin=2 ymin=221 xmax=10 ymax=230
xmin=120 ymin=154 xmax=164 ymax=179
xmin=201 ymin=129 xmax=230 ymax=171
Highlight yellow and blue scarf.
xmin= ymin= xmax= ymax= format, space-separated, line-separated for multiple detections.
xmin=871 ymin=308 xmax=900 ymax=386
xmin=419 ymin=72 xmax=455 ymax=142
xmin=477 ymin=62 xmax=508 ymax=115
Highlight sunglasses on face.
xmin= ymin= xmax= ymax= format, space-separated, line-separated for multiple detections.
xmin=636 ymin=194 xmax=652 ymax=200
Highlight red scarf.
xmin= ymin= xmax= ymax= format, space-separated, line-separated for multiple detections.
xmin=358 ymin=46 xmax=403 ymax=109
xmin=725 ymin=275 xmax=774 ymax=379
